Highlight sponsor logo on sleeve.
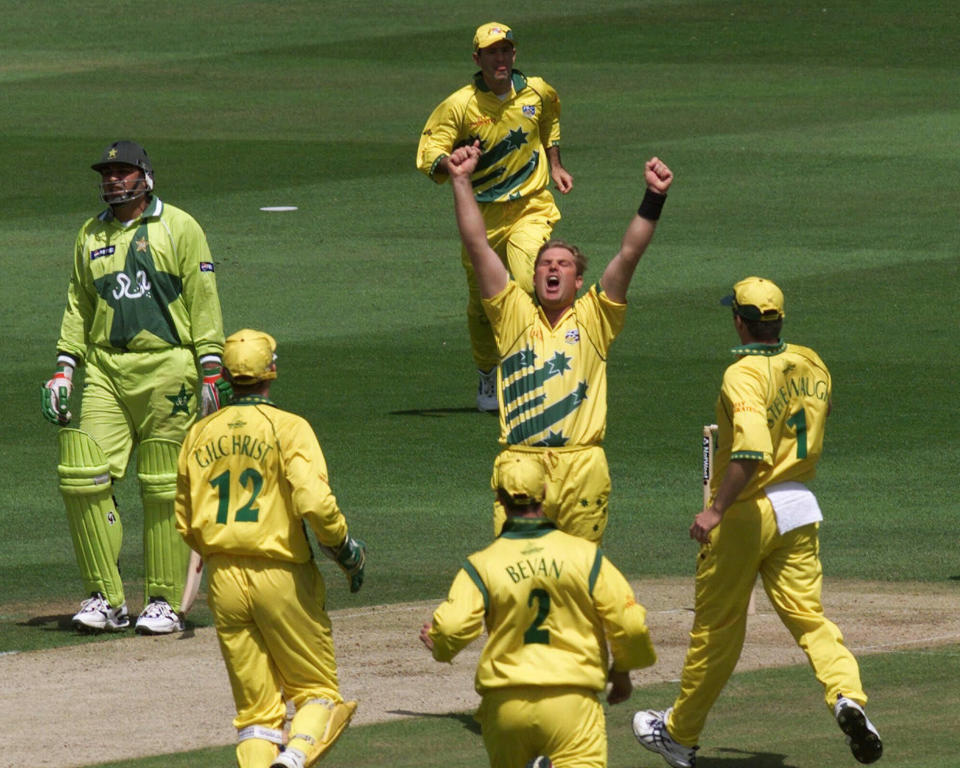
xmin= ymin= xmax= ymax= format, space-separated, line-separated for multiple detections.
xmin=199 ymin=262 xmax=215 ymax=272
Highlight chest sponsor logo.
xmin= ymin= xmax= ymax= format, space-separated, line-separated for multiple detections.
xmin=200 ymin=261 xmax=215 ymax=272
xmin=522 ymin=105 xmax=536 ymax=117
xmin=90 ymin=246 xmax=116 ymax=261
xmin=470 ymin=116 xmax=495 ymax=129
xmin=112 ymin=270 xmax=152 ymax=299
xmin=564 ymin=329 xmax=580 ymax=344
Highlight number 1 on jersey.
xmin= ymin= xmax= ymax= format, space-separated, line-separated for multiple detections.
xmin=786 ymin=408 xmax=807 ymax=459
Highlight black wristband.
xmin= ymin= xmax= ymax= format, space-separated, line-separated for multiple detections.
xmin=637 ymin=189 xmax=667 ymax=221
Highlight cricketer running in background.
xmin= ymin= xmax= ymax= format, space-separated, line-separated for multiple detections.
xmin=448 ymin=140 xmax=673 ymax=543
xmin=417 ymin=21 xmax=573 ymax=411
xmin=421 ymin=454 xmax=657 ymax=768
xmin=176 ymin=329 xmax=366 ymax=768
xmin=633 ymin=277 xmax=882 ymax=767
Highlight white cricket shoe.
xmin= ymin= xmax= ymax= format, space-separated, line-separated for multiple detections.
xmin=632 ymin=708 xmax=698 ymax=768
xmin=135 ymin=598 xmax=185 ymax=635
xmin=835 ymin=696 xmax=883 ymax=764
xmin=477 ymin=368 xmax=498 ymax=412
xmin=72 ymin=593 xmax=129 ymax=632
xmin=270 ymin=747 xmax=307 ymax=768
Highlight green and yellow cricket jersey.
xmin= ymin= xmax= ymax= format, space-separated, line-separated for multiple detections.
xmin=175 ymin=396 xmax=348 ymax=561
xmin=417 ymin=70 xmax=562 ymax=203
xmin=429 ymin=518 xmax=656 ymax=693
xmin=713 ymin=341 xmax=832 ymax=500
xmin=482 ymin=282 xmax=625 ymax=447
xmin=57 ymin=196 xmax=224 ymax=362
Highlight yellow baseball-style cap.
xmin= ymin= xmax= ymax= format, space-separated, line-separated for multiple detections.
xmin=722 ymin=276 xmax=785 ymax=321
xmin=223 ymin=329 xmax=277 ymax=384
xmin=494 ymin=455 xmax=545 ymax=506
xmin=473 ymin=22 xmax=514 ymax=51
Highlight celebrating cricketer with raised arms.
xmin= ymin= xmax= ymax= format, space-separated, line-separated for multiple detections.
xmin=446 ymin=139 xmax=673 ymax=543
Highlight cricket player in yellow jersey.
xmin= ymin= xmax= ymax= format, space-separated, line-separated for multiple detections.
xmin=417 ymin=22 xmax=574 ymax=411
xmin=420 ymin=455 xmax=657 ymax=768
xmin=447 ymin=141 xmax=673 ymax=542
xmin=633 ymin=278 xmax=882 ymax=767
xmin=175 ymin=329 xmax=366 ymax=768
xmin=41 ymin=140 xmax=228 ymax=635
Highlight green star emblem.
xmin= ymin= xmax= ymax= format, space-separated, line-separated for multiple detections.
xmin=572 ymin=381 xmax=589 ymax=404
xmin=546 ymin=351 xmax=572 ymax=377
xmin=505 ymin=127 xmax=528 ymax=150
xmin=93 ymin=222 xmax=183 ymax=349
xmin=166 ymin=384 xmax=193 ymax=415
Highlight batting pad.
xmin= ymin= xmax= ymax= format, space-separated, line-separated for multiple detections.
xmin=138 ymin=438 xmax=191 ymax=610
xmin=57 ymin=428 xmax=125 ymax=607
xmin=287 ymin=699 xmax=357 ymax=765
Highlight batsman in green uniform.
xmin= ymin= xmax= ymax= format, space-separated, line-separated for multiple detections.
xmin=176 ymin=329 xmax=365 ymax=768
xmin=417 ymin=22 xmax=574 ymax=411
xmin=633 ymin=277 xmax=883 ymax=767
xmin=420 ymin=454 xmax=657 ymax=768
xmin=41 ymin=140 xmax=228 ymax=635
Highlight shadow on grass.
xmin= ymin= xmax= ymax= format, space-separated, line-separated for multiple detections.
xmin=17 ymin=613 xmax=204 ymax=640
xmin=387 ymin=710 xmax=481 ymax=734
xmin=389 ymin=407 xmax=493 ymax=417
xmin=699 ymin=747 xmax=796 ymax=767
xmin=19 ymin=613 xmax=75 ymax=631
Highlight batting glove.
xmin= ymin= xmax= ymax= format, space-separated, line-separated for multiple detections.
xmin=321 ymin=535 xmax=367 ymax=593
xmin=199 ymin=357 xmax=232 ymax=416
xmin=41 ymin=369 xmax=73 ymax=425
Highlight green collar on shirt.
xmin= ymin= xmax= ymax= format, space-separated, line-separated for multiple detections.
xmin=500 ymin=516 xmax=557 ymax=538
xmin=730 ymin=340 xmax=786 ymax=357
xmin=473 ymin=69 xmax=527 ymax=94
xmin=231 ymin=394 xmax=276 ymax=407
xmin=99 ymin=195 xmax=163 ymax=224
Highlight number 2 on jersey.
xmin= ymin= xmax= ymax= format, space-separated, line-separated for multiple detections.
xmin=524 ymin=588 xmax=551 ymax=645
xmin=210 ymin=467 xmax=263 ymax=524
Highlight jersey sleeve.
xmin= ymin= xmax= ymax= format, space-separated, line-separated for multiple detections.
xmin=481 ymin=281 xmax=536 ymax=354
xmin=417 ymin=90 xmax=468 ymax=183
xmin=175 ymin=212 xmax=225 ymax=360
xmin=174 ymin=424 xmax=201 ymax=552
xmin=591 ymin=555 xmax=657 ymax=672
xmin=283 ymin=416 xmax=348 ymax=548
xmin=722 ymin=363 xmax=773 ymax=464
xmin=576 ymin=285 xmax=627 ymax=356
xmin=429 ymin=565 xmax=486 ymax=662
xmin=56 ymin=223 xmax=98 ymax=362
xmin=532 ymin=76 xmax=562 ymax=148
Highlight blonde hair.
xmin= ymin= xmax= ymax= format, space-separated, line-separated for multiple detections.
xmin=535 ymin=239 xmax=587 ymax=276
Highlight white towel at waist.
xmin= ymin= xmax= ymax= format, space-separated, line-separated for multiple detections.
xmin=765 ymin=481 xmax=823 ymax=535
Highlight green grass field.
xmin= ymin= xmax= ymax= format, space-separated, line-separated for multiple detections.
xmin=2 ymin=0 xmax=958 ymax=765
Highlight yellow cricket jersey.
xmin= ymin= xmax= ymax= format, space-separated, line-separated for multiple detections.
xmin=429 ymin=518 xmax=656 ymax=693
xmin=712 ymin=341 xmax=832 ymax=501
xmin=482 ymin=281 xmax=625 ymax=447
xmin=417 ymin=70 xmax=562 ymax=203
xmin=58 ymin=196 xmax=224 ymax=362
xmin=175 ymin=395 xmax=348 ymax=562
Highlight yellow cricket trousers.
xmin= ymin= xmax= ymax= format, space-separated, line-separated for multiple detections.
xmin=668 ymin=495 xmax=867 ymax=746
xmin=476 ymin=686 xmax=606 ymax=768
